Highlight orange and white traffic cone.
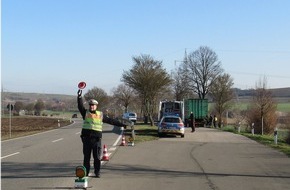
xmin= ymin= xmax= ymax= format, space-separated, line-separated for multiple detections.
xmin=101 ymin=144 xmax=109 ymax=161
xmin=120 ymin=135 xmax=126 ymax=146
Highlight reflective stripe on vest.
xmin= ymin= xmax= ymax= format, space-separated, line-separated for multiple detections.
xmin=83 ymin=111 xmax=103 ymax=131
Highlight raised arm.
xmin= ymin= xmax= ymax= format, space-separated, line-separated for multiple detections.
xmin=102 ymin=115 xmax=127 ymax=127
xmin=77 ymin=90 xmax=86 ymax=119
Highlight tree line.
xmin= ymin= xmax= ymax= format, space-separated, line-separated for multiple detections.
xmin=6 ymin=99 xmax=46 ymax=116
xmin=7 ymin=46 xmax=280 ymax=135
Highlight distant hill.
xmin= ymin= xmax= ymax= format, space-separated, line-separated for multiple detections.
xmin=1 ymin=92 xmax=75 ymax=107
xmin=234 ymin=87 xmax=290 ymax=98
xmin=2 ymin=87 xmax=290 ymax=106
xmin=269 ymin=88 xmax=290 ymax=97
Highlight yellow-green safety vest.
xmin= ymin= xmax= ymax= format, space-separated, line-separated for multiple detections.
xmin=83 ymin=111 xmax=103 ymax=132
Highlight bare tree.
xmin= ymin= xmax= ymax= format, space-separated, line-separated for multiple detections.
xmin=112 ymin=84 xmax=136 ymax=113
xmin=231 ymin=108 xmax=247 ymax=130
xmin=104 ymin=96 xmax=123 ymax=118
xmin=25 ymin=103 xmax=35 ymax=115
xmin=84 ymin=87 xmax=109 ymax=111
xmin=34 ymin=99 xmax=45 ymax=116
xmin=171 ymin=65 xmax=191 ymax=101
xmin=14 ymin=101 xmax=25 ymax=113
xmin=122 ymin=54 xmax=172 ymax=125
xmin=284 ymin=113 xmax=290 ymax=144
xmin=247 ymin=77 xmax=277 ymax=134
xmin=210 ymin=73 xmax=235 ymax=127
xmin=183 ymin=46 xmax=223 ymax=99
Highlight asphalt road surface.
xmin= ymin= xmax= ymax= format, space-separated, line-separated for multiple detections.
xmin=96 ymin=128 xmax=290 ymax=190
xmin=2 ymin=123 xmax=290 ymax=190
xmin=1 ymin=119 xmax=122 ymax=190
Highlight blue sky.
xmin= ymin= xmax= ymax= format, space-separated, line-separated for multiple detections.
xmin=2 ymin=0 xmax=290 ymax=95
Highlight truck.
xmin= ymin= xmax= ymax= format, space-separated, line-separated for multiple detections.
xmin=184 ymin=99 xmax=208 ymax=127
xmin=158 ymin=100 xmax=184 ymax=122
xmin=158 ymin=99 xmax=208 ymax=127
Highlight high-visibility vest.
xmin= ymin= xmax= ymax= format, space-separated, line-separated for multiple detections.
xmin=83 ymin=111 xmax=103 ymax=132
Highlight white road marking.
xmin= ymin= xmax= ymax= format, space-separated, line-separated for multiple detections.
xmin=52 ymin=138 xmax=63 ymax=143
xmin=1 ymin=152 xmax=20 ymax=159
xmin=109 ymin=147 xmax=117 ymax=151
xmin=85 ymin=128 xmax=125 ymax=177
xmin=88 ymin=131 xmax=124 ymax=176
xmin=113 ymin=134 xmax=123 ymax=146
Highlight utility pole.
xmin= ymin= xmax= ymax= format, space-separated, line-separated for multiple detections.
xmin=1 ymin=84 xmax=4 ymax=116
xmin=7 ymin=103 xmax=14 ymax=138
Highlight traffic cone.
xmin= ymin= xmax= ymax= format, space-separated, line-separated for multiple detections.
xmin=120 ymin=135 xmax=126 ymax=146
xmin=101 ymin=144 xmax=109 ymax=161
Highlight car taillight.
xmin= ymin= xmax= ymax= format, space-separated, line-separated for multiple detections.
xmin=178 ymin=123 xmax=184 ymax=127
xmin=161 ymin=123 xmax=167 ymax=127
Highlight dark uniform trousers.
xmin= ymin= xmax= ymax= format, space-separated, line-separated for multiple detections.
xmin=81 ymin=134 xmax=102 ymax=175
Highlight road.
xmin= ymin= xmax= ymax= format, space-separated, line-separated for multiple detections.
xmin=2 ymin=124 xmax=290 ymax=190
xmin=1 ymin=119 xmax=122 ymax=190
xmin=96 ymin=128 xmax=290 ymax=190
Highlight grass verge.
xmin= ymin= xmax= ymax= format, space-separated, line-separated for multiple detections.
xmin=242 ymin=133 xmax=290 ymax=157
xmin=124 ymin=124 xmax=159 ymax=144
xmin=222 ymin=126 xmax=290 ymax=157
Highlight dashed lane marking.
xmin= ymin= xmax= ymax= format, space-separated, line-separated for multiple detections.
xmin=1 ymin=152 xmax=20 ymax=159
xmin=52 ymin=138 xmax=63 ymax=143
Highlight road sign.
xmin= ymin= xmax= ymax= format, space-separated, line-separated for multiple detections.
xmin=7 ymin=104 xmax=14 ymax=111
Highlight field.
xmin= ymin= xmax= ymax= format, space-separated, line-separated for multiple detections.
xmin=209 ymin=102 xmax=290 ymax=112
xmin=1 ymin=116 xmax=72 ymax=141
xmin=277 ymin=103 xmax=290 ymax=112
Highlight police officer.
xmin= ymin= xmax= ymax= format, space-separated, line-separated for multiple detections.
xmin=189 ymin=112 xmax=195 ymax=132
xmin=77 ymin=89 xmax=127 ymax=178
xmin=213 ymin=115 xmax=217 ymax=128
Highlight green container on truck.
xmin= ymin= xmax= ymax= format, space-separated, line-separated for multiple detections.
xmin=184 ymin=99 xmax=208 ymax=127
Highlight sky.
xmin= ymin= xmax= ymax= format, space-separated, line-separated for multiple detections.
xmin=2 ymin=0 xmax=290 ymax=95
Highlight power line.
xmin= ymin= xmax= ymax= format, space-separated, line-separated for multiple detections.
xmin=216 ymin=49 xmax=290 ymax=54
xmin=228 ymin=71 xmax=290 ymax=79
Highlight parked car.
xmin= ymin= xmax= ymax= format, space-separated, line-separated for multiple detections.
xmin=122 ymin=112 xmax=137 ymax=124
xmin=158 ymin=116 xmax=185 ymax=138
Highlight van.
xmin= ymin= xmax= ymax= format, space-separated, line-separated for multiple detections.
xmin=122 ymin=112 xmax=137 ymax=124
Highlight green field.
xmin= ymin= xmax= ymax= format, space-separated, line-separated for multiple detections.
xmin=209 ymin=102 xmax=290 ymax=113
xmin=277 ymin=103 xmax=290 ymax=112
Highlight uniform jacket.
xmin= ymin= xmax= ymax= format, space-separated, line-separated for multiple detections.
xmin=77 ymin=96 xmax=124 ymax=138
